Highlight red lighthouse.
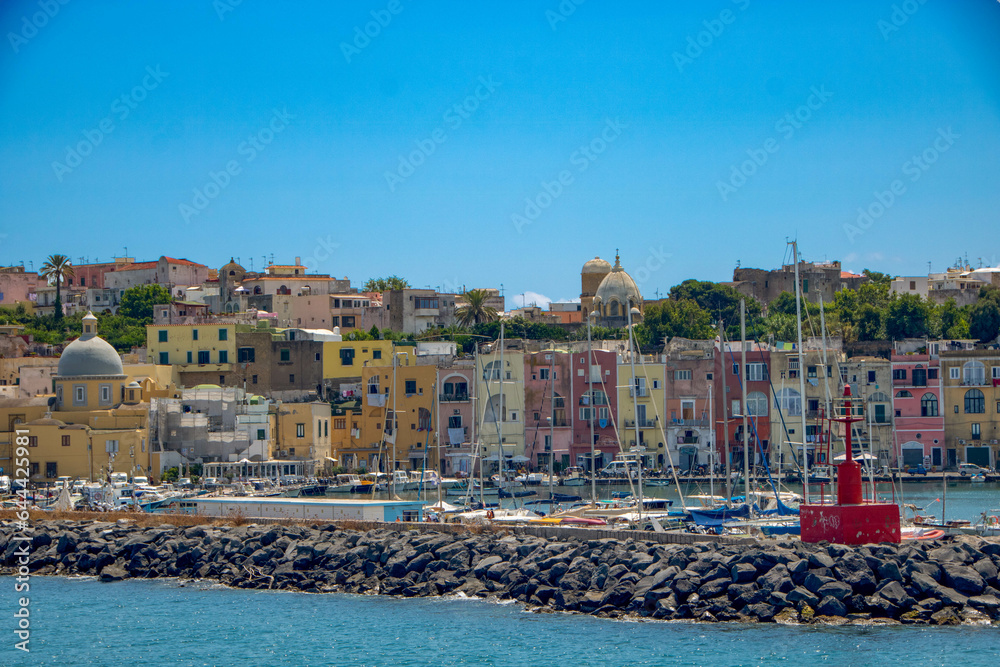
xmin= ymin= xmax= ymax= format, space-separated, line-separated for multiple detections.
xmin=799 ymin=385 xmax=901 ymax=544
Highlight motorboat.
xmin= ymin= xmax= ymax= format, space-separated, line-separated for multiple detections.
xmin=326 ymin=474 xmax=361 ymax=494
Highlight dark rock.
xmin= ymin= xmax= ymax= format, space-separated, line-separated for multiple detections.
xmin=698 ymin=577 xmax=730 ymax=599
xmin=804 ymin=573 xmax=835 ymax=594
xmin=941 ymin=564 xmax=985 ymax=597
xmin=808 ymin=552 xmax=835 ymax=569
xmin=876 ymin=581 xmax=915 ymax=609
xmin=930 ymin=607 xmax=961 ymax=625
xmin=876 ymin=560 xmax=902 ymax=583
xmin=967 ymin=595 xmax=1000 ymax=614
xmin=731 ymin=562 xmax=756 ymax=583
xmin=472 ymin=555 xmax=503 ymax=578
xmin=816 ymin=580 xmax=853 ymax=601
xmin=786 ymin=587 xmax=819 ymax=606
xmin=99 ymin=564 xmax=128 ymax=582
xmin=406 ymin=552 xmax=434 ymax=575
xmin=816 ymin=595 xmax=847 ymax=617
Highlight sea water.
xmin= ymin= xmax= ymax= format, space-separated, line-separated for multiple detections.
xmin=3 ymin=576 xmax=996 ymax=666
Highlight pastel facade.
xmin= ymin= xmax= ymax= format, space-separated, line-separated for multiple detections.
xmin=475 ymin=345 xmax=525 ymax=466
xmin=940 ymin=350 xmax=1000 ymax=470
xmin=569 ymin=349 xmax=618 ymax=471
xmin=146 ymin=323 xmax=236 ymax=374
xmin=664 ymin=339 xmax=715 ymax=471
xmin=891 ymin=351 xmax=945 ymax=468
xmin=617 ymin=354 xmax=667 ymax=468
xmin=523 ymin=348 xmax=573 ymax=471
xmin=437 ymin=364 xmax=475 ymax=476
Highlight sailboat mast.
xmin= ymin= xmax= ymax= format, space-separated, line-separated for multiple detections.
xmin=720 ymin=318 xmax=730 ymax=507
xmin=791 ymin=240 xmax=809 ymax=501
xmin=627 ymin=300 xmax=642 ymax=522
xmin=549 ymin=341 xmax=555 ymax=502
xmin=587 ymin=311 xmax=597 ymax=503
xmin=741 ymin=299 xmax=749 ymax=503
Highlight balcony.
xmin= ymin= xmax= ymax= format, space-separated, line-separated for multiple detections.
xmin=892 ymin=377 xmax=908 ymax=387
xmin=439 ymin=393 xmax=470 ymax=403
xmin=669 ymin=418 xmax=710 ymax=428
xmin=677 ymin=435 xmax=699 ymax=444
xmin=629 ymin=388 xmax=649 ymax=398
xmin=625 ymin=419 xmax=657 ymax=429
xmin=579 ymin=397 xmax=609 ymax=406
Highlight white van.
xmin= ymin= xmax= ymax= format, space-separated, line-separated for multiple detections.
xmin=0 ymin=476 xmax=11 ymax=493
xmin=600 ymin=460 xmax=639 ymax=477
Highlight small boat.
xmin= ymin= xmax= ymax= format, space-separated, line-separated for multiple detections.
xmin=550 ymin=493 xmax=582 ymax=503
xmin=326 ymin=474 xmax=361 ymax=494
xmin=971 ymin=473 xmax=987 ymax=483
xmin=644 ymin=478 xmax=673 ymax=487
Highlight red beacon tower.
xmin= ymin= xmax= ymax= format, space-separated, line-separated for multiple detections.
xmin=799 ymin=384 xmax=900 ymax=544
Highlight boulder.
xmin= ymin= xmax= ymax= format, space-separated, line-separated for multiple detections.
xmin=99 ymin=564 xmax=128 ymax=582
xmin=815 ymin=595 xmax=847 ymax=617
xmin=786 ymin=587 xmax=819 ymax=606
xmin=941 ymin=564 xmax=985 ymax=597
xmin=730 ymin=562 xmax=757 ymax=583
xmin=816 ymin=580 xmax=853 ymax=601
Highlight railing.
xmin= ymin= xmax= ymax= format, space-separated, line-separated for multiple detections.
xmin=669 ymin=418 xmax=710 ymax=428
xmin=579 ymin=397 xmax=609 ymax=406
xmin=677 ymin=436 xmax=699 ymax=444
xmin=629 ymin=388 xmax=649 ymax=397
xmin=625 ymin=419 xmax=657 ymax=429
xmin=439 ymin=393 xmax=470 ymax=403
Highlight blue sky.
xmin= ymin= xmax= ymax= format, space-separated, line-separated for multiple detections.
xmin=1 ymin=0 xmax=998 ymax=307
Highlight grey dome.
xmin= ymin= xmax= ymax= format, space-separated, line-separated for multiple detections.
xmin=57 ymin=312 xmax=124 ymax=377
xmin=595 ymin=255 xmax=642 ymax=308
xmin=582 ymin=257 xmax=612 ymax=274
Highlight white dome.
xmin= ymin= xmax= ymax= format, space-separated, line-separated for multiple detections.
xmin=57 ymin=312 xmax=124 ymax=377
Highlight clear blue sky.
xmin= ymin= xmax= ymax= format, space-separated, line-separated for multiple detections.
xmin=2 ymin=0 xmax=998 ymax=306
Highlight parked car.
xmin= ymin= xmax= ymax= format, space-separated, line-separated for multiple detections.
xmin=907 ymin=465 xmax=928 ymax=476
xmin=958 ymin=463 xmax=988 ymax=476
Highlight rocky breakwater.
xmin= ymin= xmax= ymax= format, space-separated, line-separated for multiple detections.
xmin=3 ymin=520 xmax=1000 ymax=625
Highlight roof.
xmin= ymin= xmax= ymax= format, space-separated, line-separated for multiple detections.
xmin=841 ymin=271 xmax=862 ymax=279
xmin=161 ymin=257 xmax=207 ymax=267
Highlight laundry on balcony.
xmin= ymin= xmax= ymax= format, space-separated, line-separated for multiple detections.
xmin=448 ymin=427 xmax=465 ymax=444
xmin=367 ymin=393 xmax=387 ymax=407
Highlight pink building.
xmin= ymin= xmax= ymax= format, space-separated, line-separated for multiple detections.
xmin=570 ymin=349 xmax=618 ymax=472
xmin=523 ymin=349 xmax=573 ymax=472
xmin=0 ymin=267 xmax=39 ymax=305
xmin=892 ymin=351 xmax=944 ymax=468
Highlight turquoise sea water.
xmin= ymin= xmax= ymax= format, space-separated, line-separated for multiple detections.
xmin=3 ymin=576 xmax=997 ymax=667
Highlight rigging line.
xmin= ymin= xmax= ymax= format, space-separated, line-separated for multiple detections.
xmin=593 ymin=345 xmax=638 ymax=499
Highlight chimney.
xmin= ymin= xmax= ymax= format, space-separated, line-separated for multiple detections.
xmin=295 ymin=256 xmax=301 ymax=265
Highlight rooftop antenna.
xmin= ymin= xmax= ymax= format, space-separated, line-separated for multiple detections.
xmin=928 ymin=261 xmax=931 ymax=274
xmin=124 ymin=246 xmax=127 ymax=258
xmin=500 ymin=283 xmax=504 ymax=299
xmin=249 ymin=257 xmax=254 ymax=272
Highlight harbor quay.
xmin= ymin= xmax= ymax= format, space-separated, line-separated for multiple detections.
xmin=3 ymin=517 xmax=999 ymax=626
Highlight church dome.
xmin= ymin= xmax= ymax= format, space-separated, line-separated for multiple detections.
xmin=221 ymin=258 xmax=245 ymax=278
xmin=57 ymin=312 xmax=124 ymax=377
xmin=582 ymin=257 xmax=612 ymax=274
xmin=595 ymin=254 xmax=642 ymax=309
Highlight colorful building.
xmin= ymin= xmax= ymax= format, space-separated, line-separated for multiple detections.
xmin=617 ymin=353 xmax=667 ymax=469
xmin=663 ymin=338 xmax=716 ymax=472
xmin=523 ymin=347 xmax=573 ymax=472
xmin=940 ymin=349 xmax=1000 ymax=470
xmin=569 ymin=349 xmax=618 ymax=472
xmin=891 ymin=348 xmax=945 ymax=468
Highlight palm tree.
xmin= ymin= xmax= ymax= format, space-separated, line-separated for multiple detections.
xmin=456 ymin=289 xmax=499 ymax=327
xmin=39 ymin=254 xmax=74 ymax=319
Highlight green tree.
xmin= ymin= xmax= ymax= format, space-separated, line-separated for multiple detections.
xmin=862 ymin=269 xmax=893 ymax=285
xmin=855 ymin=304 xmax=884 ymax=341
xmin=969 ymin=299 xmax=1000 ymax=343
xmin=362 ymin=275 xmax=410 ymax=292
xmin=885 ymin=293 xmax=931 ymax=340
xmin=39 ymin=254 xmax=74 ymax=320
xmin=641 ymin=299 xmax=715 ymax=345
xmin=117 ymin=284 xmax=172 ymax=321
xmin=668 ymin=279 xmax=761 ymax=336
xmin=456 ymin=289 xmax=499 ymax=327
xmin=934 ymin=298 xmax=970 ymax=339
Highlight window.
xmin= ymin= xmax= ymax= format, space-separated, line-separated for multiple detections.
xmin=315 ymin=352 xmax=321 ymax=361
xmin=993 ymin=367 xmax=1000 ymax=380
xmin=964 ymin=389 xmax=985 ymax=414
xmin=807 ymin=365 xmax=817 ymax=379
xmin=238 ymin=347 xmax=255 ymax=363
xmin=340 ymin=348 xmax=355 ymax=366
xmin=289 ymin=374 xmax=295 ymax=383
xmin=342 ymin=316 xmax=355 ymax=328
xmin=296 ymin=423 xmax=305 ymax=438
xmin=912 ymin=367 xmax=927 ymax=387
xmin=158 ymin=330 xmax=168 ymax=342
xmin=674 ymin=370 xmax=692 ymax=381
xmin=219 ymin=350 xmax=228 ymax=363
xmin=252 ymin=375 xmax=257 ymax=384
xmin=198 ymin=350 xmax=210 ymax=364
xmin=334 ymin=418 xmax=346 ymax=429
xmin=405 ymin=380 xmax=417 ymax=395
xmin=192 ymin=329 xmax=199 ymax=341
xmin=46 ymin=462 xmax=57 ymax=479
xmin=539 ymin=368 xmax=550 ymax=380
xmin=868 ymin=371 xmax=877 ymax=384
xmin=218 ymin=328 xmax=228 ymax=341
xmin=373 ymin=350 xmax=382 ymax=360
xmin=73 ymin=385 xmax=86 ymax=406
xmin=920 ymin=393 xmax=938 ymax=417
xmin=746 ymin=391 xmax=768 ymax=417
xmin=414 ymin=297 xmax=438 ymax=309
xmin=963 ymin=361 xmax=986 ymax=385
xmin=745 ymin=364 xmax=767 ymax=382
xmin=257 ymin=428 xmax=266 ymax=440
xmin=895 ymin=390 xmax=912 ymax=398
xmin=187 ymin=351 xmax=193 ymax=363
xmin=331 ymin=316 xmax=339 ymax=327
xmin=99 ymin=384 xmax=112 ymax=406
xmin=972 ymin=423 xmax=981 ymax=439
xmin=892 ymin=369 xmax=906 ymax=381
xmin=774 ymin=388 xmax=801 ymax=416
xmin=29 ymin=462 xmax=39 ymax=477
xmin=280 ymin=348 xmax=291 ymax=362
xmin=928 ymin=368 xmax=938 ymax=379
xmin=62 ymin=435 xmax=70 ymax=447
xmin=159 ymin=352 xmax=169 ymax=364
xmin=483 ymin=361 xmax=502 ymax=381
xmin=950 ymin=367 xmax=960 ymax=380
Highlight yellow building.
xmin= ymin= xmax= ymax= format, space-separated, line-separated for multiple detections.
xmin=941 ymin=350 xmax=1000 ymax=469
xmin=146 ymin=323 xmax=236 ymax=372
xmin=322 ymin=340 xmax=394 ymax=381
xmin=617 ymin=354 xmax=667 ymax=468
xmin=475 ymin=345 xmax=525 ymax=465
xmin=354 ymin=354 xmax=437 ymax=472
xmin=274 ymin=400 xmax=332 ymax=474
xmin=0 ymin=313 xmax=155 ymax=483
